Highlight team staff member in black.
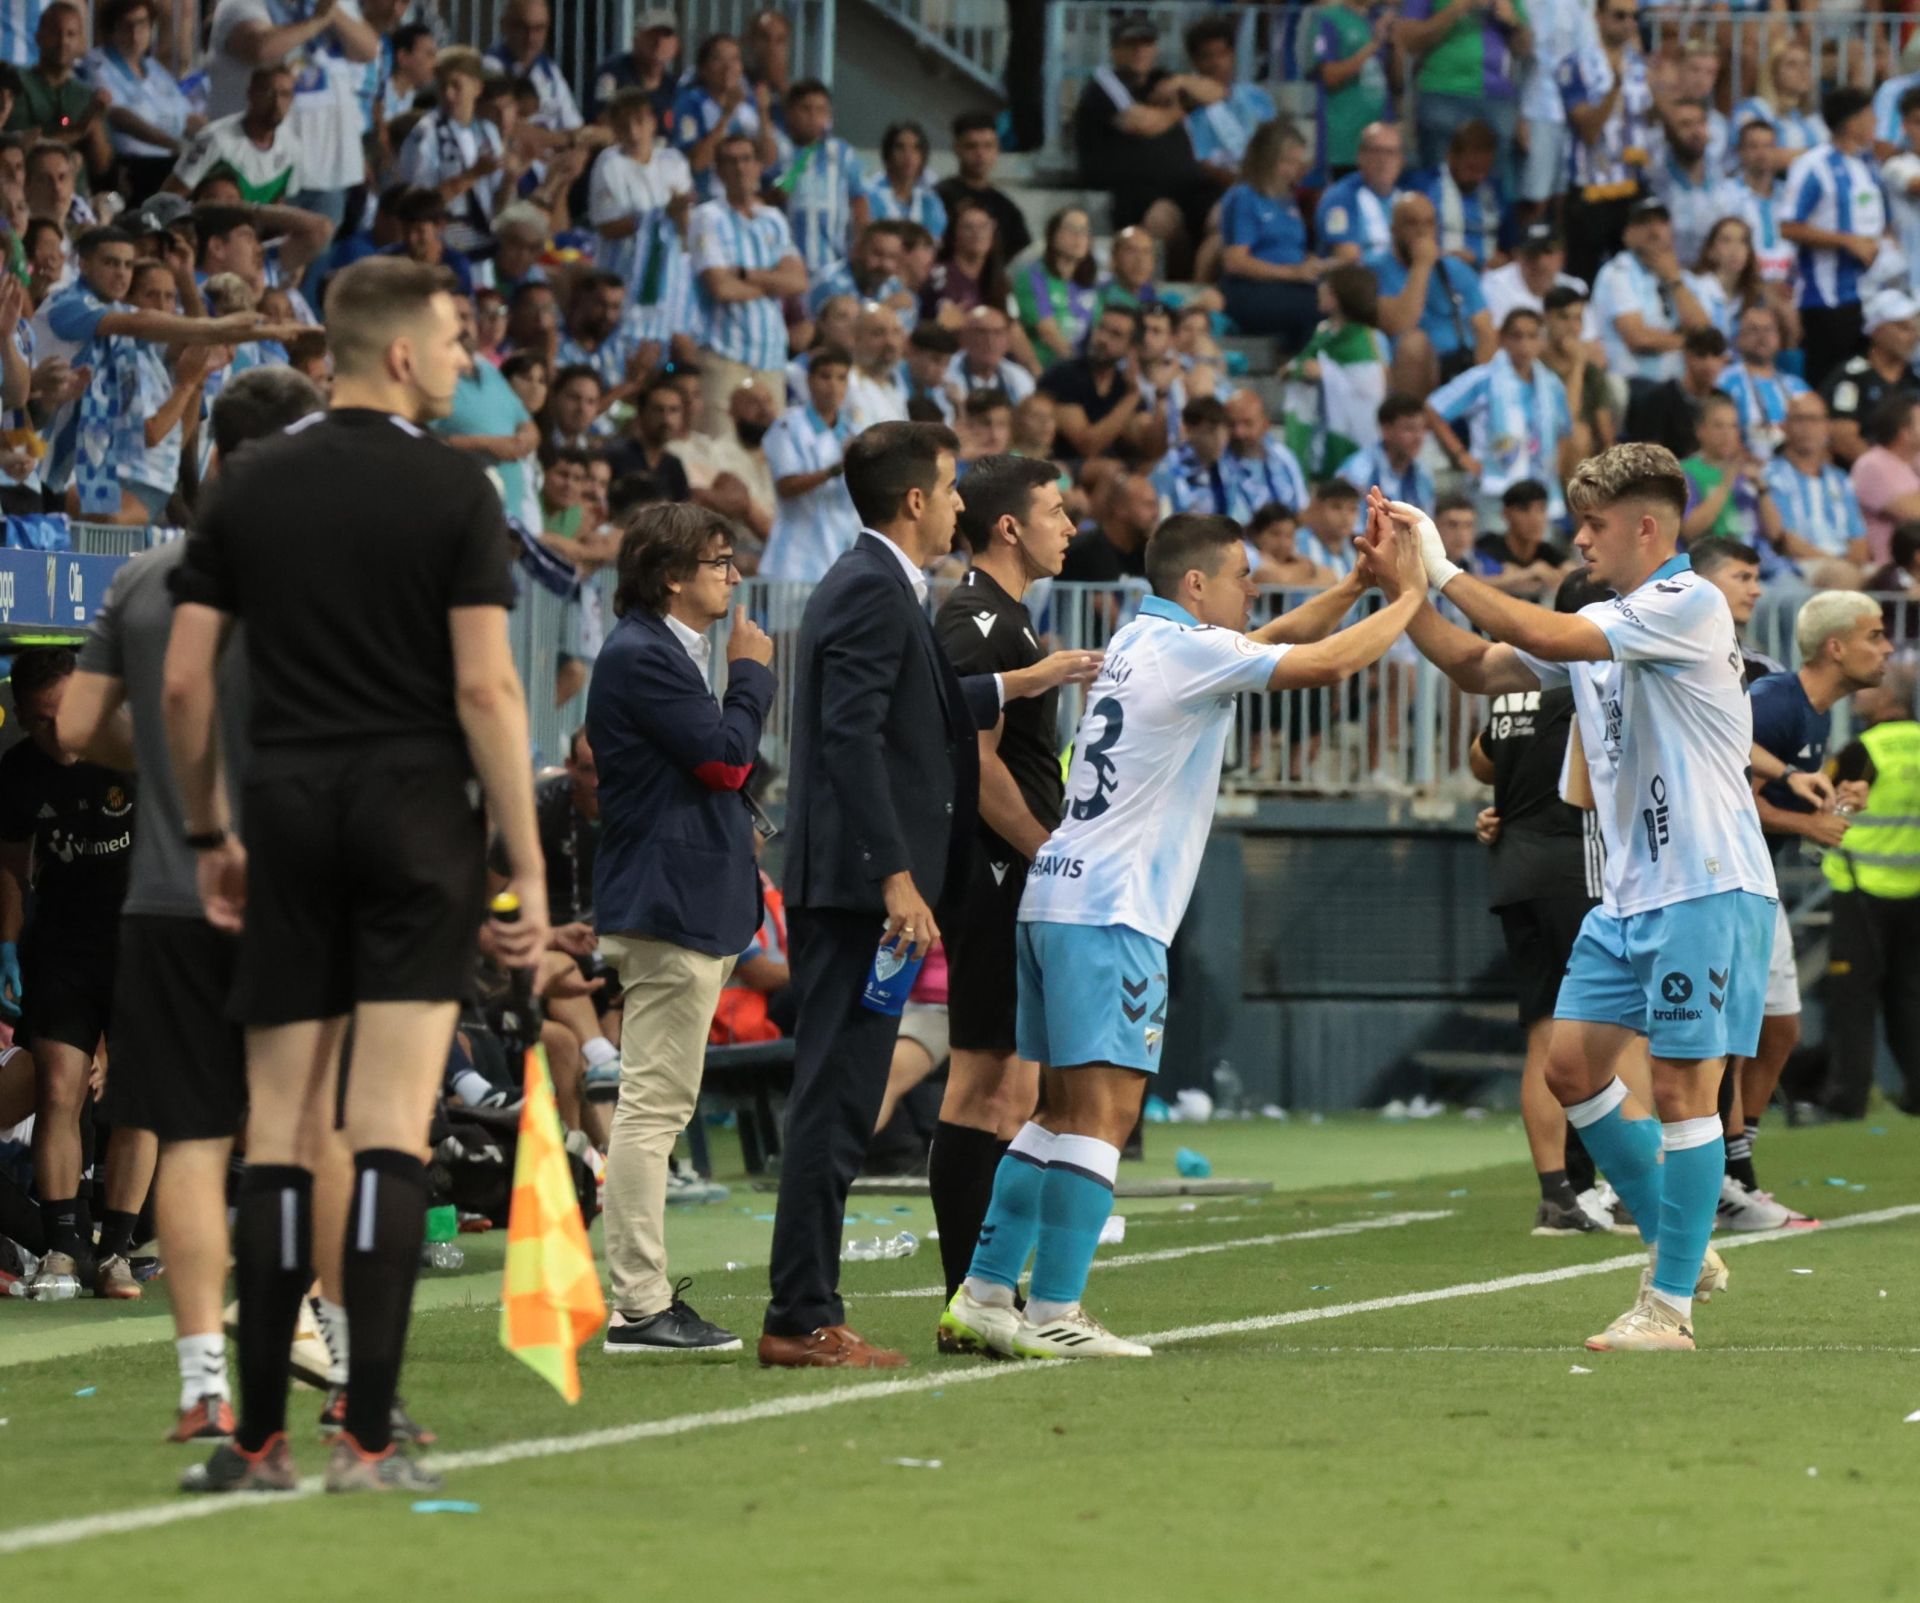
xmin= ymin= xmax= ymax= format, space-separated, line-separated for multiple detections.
xmin=759 ymin=422 xmax=1096 ymax=1370
xmin=1469 ymin=575 xmax=1608 ymax=1238
xmin=0 ymin=648 xmax=151 ymax=1301
xmin=926 ymin=454 xmax=1092 ymax=1321
xmin=59 ymin=368 xmax=328 ymax=1442
xmin=165 ymin=258 xmax=547 ymax=1495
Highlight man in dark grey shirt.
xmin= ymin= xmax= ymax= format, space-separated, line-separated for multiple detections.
xmin=57 ymin=366 xmax=324 ymax=1447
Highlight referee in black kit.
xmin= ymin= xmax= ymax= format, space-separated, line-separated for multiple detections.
xmin=164 ymin=258 xmax=548 ymax=1495
xmin=926 ymin=455 xmax=1077 ymax=1320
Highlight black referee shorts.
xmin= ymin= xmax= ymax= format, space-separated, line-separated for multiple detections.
xmin=105 ymin=914 xmax=245 ymax=1141
xmin=945 ymin=842 xmax=1027 ymax=1056
xmin=233 ymin=753 xmax=489 ymax=1027
xmin=1497 ymin=894 xmax=1598 ymax=1029
xmin=18 ymin=938 xmax=116 ymax=1057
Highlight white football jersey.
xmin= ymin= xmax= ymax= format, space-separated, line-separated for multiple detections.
xmin=1518 ymin=554 xmax=1776 ymax=918
xmin=1019 ymin=596 xmax=1289 ymax=944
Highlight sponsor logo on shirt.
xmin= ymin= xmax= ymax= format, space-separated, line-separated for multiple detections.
xmin=1642 ymin=773 xmax=1671 ymax=861
xmin=1029 ymin=854 xmax=1084 ymax=880
xmin=1653 ymin=969 xmax=1702 ymax=1021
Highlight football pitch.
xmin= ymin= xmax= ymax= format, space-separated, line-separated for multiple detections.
xmin=6 ymin=1115 xmax=1920 ymax=1603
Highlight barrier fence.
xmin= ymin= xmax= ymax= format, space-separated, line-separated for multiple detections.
xmin=60 ymin=523 xmax=1920 ymax=791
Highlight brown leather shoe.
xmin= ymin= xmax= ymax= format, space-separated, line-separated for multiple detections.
xmin=757 ymin=1325 xmax=909 ymax=1369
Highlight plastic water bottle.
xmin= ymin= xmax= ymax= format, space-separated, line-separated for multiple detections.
xmin=860 ymin=934 xmax=925 ymax=1016
xmin=1803 ymin=802 xmax=1858 ymax=864
xmin=1211 ymin=1061 xmax=1246 ymax=1119
xmin=841 ymin=1230 xmax=919 ymax=1262
xmin=422 ymin=1240 xmax=466 ymax=1270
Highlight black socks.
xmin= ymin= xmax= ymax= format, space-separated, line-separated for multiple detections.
xmin=232 ymin=1165 xmax=313 ymax=1452
xmin=342 ymin=1149 xmax=429 ymax=1453
xmin=928 ymin=1122 xmax=1007 ymax=1301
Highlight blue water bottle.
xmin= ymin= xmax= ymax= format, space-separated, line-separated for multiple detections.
xmin=860 ymin=933 xmax=925 ymax=1016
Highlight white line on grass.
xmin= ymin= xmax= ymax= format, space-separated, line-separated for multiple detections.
xmin=2 ymin=1202 xmax=1914 ymax=1558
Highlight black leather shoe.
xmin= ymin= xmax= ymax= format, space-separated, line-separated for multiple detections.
xmin=603 ymin=1279 xmax=742 ymax=1356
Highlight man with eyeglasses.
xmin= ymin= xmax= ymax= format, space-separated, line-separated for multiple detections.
xmin=1558 ymin=0 xmax=1654 ymax=286
xmin=589 ymin=503 xmax=776 ymax=1357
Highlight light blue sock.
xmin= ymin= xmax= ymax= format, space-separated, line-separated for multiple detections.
xmin=963 ymin=1123 xmax=1055 ymax=1293
xmin=1028 ymin=1135 xmax=1120 ymax=1310
xmin=1564 ymin=1078 xmax=1663 ymax=1246
xmin=1653 ymin=1118 xmax=1725 ymax=1303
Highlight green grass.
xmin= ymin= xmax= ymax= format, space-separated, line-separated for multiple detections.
xmin=5 ymin=1114 xmax=1920 ymax=1603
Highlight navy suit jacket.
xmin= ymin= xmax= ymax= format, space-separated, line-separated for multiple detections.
xmin=586 ymin=607 xmax=777 ymax=957
xmin=783 ymin=532 xmax=1000 ymax=917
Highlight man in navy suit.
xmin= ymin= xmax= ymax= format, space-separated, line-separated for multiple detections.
xmin=759 ymin=421 xmax=1099 ymax=1369
xmin=588 ymin=504 xmax=776 ymax=1357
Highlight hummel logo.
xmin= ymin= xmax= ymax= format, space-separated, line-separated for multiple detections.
xmin=1709 ymin=968 xmax=1728 ymax=990
xmin=1121 ymin=1001 xmax=1146 ymax=1023
xmin=1121 ymin=977 xmax=1148 ymax=998
xmin=972 ymin=610 xmax=996 ymax=638
xmin=1710 ymin=992 xmax=1724 ymax=1013
xmin=989 ymin=862 xmax=1008 ymax=886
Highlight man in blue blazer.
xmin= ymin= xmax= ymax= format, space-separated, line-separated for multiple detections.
xmin=759 ymin=421 xmax=1099 ymax=1369
xmin=587 ymin=503 xmax=776 ymax=1357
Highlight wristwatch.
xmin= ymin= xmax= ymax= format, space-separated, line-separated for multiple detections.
xmin=184 ymin=827 xmax=228 ymax=851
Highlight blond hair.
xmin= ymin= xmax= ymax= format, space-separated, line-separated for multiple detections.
xmin=1565 ymin=442 xmax=1688 ymax=520
xmin=1795 ymin=590 xmax=1883 ymax=663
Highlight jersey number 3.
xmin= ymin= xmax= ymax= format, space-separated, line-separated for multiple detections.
xmin=1069 ymin=696 xmax=1124 ymax=821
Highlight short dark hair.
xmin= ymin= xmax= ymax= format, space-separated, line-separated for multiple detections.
xmin=210 ymin=365 xmax=324 ymax=458
xmin=1183 ymin=15 xmax=1236 ymax=58
xmin=786 ymin=76 xmax=830 ymax=106
xmin=696 ymin=31 xmax=739 ymax=68
xmin=24 ymin=137 xmax=67 ymax=173
xmin=1377 ymin=392 xmax=1424 ymax=427
xmin=192 ymin=204 xmax=254 ymax=264
xmin=962 ymin=384 xmax=1012 ymax=418
xmin=1499 ymin=307 xmax=1543 ymax=337
xmin=843 ymin=420 xmax=960 ymax=527
xmin=393 ymin=186 xmax=448 ymax=225
xmin=1901 ymin=86 xmax=1920 ymax=124
xmin=1434 ymin=490 xmax=1476 ymax=519
xmin=1324 ymin=262 xmax=1378 ymax=327
xmin=9 ymin=645 xmax=74 ymax=699
xmin=1146 ymin=512 xmax=1242 ymax=600
xmin=1449 ymin=118 xmax=1499 ymax=157
xmin=1865 ymin=391 xmax=1918 ymax=449
xmin=1686 ymin=534 xmax=1761 ymax=575
xmin=1823 ymin=85 xmax=1874 ymax=133
xmin=1312 ymin=478 xmax=1360 ymax=504
xmin=1181 ymin=394 xmax=1228 ymax=429
xmin=608 ymin=86 xmax=656 ymax=124
xmin=1542 ymin=284 xmax=1587 ymax=314
xmin=75 ymin=225 xmax=132 ymax=258
xmin=612 ymin=502 xmax=733 ymax=618
xmin=1892 ymin=519 xmax=1920 ymax=572
xmin=608 ymin=471 xmax=666 ymax=519
xmin=1682 ymin=325 xmax=1729 ymax=359
xmin=807 ymin=341 xmax=852 ymax=375
xmin=1501 ymin=478 xmax=1549 ymax=510
xmin=908 ymin=323 xmax=958 ymax=355
xmin=954 ymin=453 xmax=1058 ymax=552
xmin=1249 ymin=501 xmax=1297 ymax=533
xmin=393 ymin=21 xmax=433 ymax=54
xmin=500 ymin=350 xmax=546 ymax=385
xmin=552 ymin=362 xmax=603 ymax=394
xmin=325 ymin=256 xmax=455 ymax=378
xmin=952 ymin=110 xmax=997 ymax=139
xmin=1555 ymin=571 xmax=1612 ymax=613
xmin=1098 ymin=302 xmax=1142 ymax=336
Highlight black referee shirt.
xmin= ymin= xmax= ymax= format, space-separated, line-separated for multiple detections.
xmin=170 ymin=408 xmax=516 ymax=768
xmin=935 ymin=566 xmax=1062 ymax=852
xmin=1479 ymin=686 xmax=1598 ymax=908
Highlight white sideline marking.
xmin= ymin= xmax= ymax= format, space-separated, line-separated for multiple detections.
xmin=1 ymin=1202 xmax=1913 ymax=1558
xmin=857 ymin=1208 xmax=1454 ymax=1299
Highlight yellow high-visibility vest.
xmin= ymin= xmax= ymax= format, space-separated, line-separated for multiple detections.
xmin=1825 ymin=720 xmax=1920 ymax=900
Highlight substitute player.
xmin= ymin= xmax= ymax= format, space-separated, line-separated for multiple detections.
xmin=940 ymin=508 xmax=1427 ymax=1359
xmin=57 ymin=367 xmax=326 ymax=1442
xmin=1723 ymin=592 xmax=1891 ymax=1226
xmin=165 ymin=258 xmax=548 ymax=1493
xmin=1382 ymin=444 xmax=1776 ymax=1353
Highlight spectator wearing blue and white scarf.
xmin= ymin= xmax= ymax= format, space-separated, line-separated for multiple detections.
xmin=1718 ymin=303 xmax=1806 ymax=462
xmin=1411 ymin=121 xmax=1506 ymax=271
xmin=1767 ymin=391 xmax=1868 ymax=565
xmin=395 ymin=49 xmax=506 ymax=257
xmin=1427 ymin=313 xmax=1574 ymax=522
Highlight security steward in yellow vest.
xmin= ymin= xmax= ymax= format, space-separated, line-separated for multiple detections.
xmin=1820 ymin=673 xmax=1920 ymax=1117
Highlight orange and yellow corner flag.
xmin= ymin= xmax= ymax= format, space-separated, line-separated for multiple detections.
xmin=499 ymin=1044 xmax=606 ymax=1402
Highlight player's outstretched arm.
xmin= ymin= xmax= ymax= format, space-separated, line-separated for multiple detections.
xmin=1379 ymin=495 xmax=1613 ymax=663
xmin=1250 ymin=569 xmax=1366 ymax=645
xmin=1406 ymin=599 xmax=1543 ymax=696
xmin=1266 ymin=513 xmax=1422 ymax=690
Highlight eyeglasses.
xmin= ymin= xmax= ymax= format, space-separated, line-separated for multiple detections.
xmin=698 ymin=555 xmax=741 ymax=576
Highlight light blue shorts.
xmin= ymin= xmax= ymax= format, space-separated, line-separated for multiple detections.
xmin=1554 ymin=891 xmax=1776 ymax=1061
xmin=1015 ymin=920 xmax=1168 ymax=1073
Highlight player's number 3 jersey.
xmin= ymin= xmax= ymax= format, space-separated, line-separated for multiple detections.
xmin=1517 ymin=554 xmax=1777 ymax=918
xmin=1018 ymin=596 xmax=1289 ymax=945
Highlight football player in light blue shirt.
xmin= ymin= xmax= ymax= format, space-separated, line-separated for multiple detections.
xmin=943 ymin=507 xmax=1428 ymax=1360
xmin=1386 ymin=443 xmax=1778 ymax=1354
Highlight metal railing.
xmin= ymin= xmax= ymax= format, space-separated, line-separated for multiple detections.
xmin=863 ymin=0 xmax=1017 ymax=94
xmin=1036 ymin=3 xmax=1915 ymax=165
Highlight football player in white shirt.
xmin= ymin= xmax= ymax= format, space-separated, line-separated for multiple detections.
xmin=940 ymin=508 xmax=1428 ymax=1360
xmin=1380 ymin=443 xmax=1779 ymax=1354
